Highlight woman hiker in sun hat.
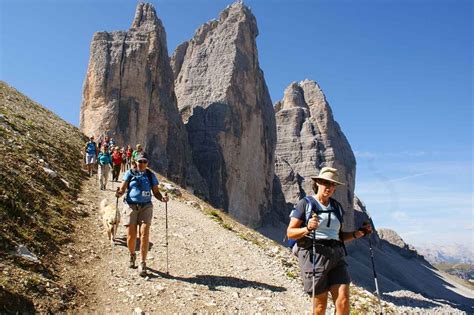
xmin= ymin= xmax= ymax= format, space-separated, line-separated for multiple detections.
xmin=287 ymin=166 xmax=372 ymax=315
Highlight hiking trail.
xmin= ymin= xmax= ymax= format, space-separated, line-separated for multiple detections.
xmin=60 ymin=176 xmax=312 ymax=313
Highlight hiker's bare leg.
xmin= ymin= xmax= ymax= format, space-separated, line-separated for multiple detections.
xmin=127 ymin=224 xmax=137 ymax=254
xmin=140 ymin=223 xmax=150 ymax=262
xmin=330 ymin=284 xmax=350 ymax=315
xmin=313 ymin=291 xmax=328 ymax=315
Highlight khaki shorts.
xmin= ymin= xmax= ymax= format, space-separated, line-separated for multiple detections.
xmin=297 ymin=245 xmax=350 ymax=295
xmin=122 ymin=203 xmax=153 ymax=226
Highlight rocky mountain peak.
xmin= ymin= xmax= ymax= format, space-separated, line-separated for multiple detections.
xmin=281 ymin=82 xmax=307 ymax=110
xmin=219 ymin=2 xmax=258 ymax=35
xmin=299 ymin=79 xmax=331 ymax=116
xmin=378 ymin=228 xmax=409 ymax=248
xmin=131 ymin=3 xmax=161 ymax=30
xmin=378 ymin=228 xmax=419 ymax=258
xmin=80 ymin=2 xmax=208 ymax=197
xmin=171 ymin=2 xmax=276 ymax=227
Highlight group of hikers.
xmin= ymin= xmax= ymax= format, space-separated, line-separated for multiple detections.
xmin=83 ymin=135 xmax=146 ymax=190
xmin=83 ymin=135 xmax=374 ymax=314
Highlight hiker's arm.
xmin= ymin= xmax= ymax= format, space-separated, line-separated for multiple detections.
xmin=287 ymin=217 xmax=317 ymax=240
xmin=115 ymin=181 xmax=128 ymax=197
xmin=341 ymin=222 xmax=373 ymax=242
xmin=151 ymin=185 xmax=168 ymax=202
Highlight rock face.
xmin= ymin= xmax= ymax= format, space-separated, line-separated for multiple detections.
xmin=274 ymin=80 xmax=356 ymax=230
xmin=378 ymin=228 xmax=419 ymax=258
xmin=171 ymin=3 xmax=277 ymax=227
xmin=80 ymin=3 xmax=206 ymax=195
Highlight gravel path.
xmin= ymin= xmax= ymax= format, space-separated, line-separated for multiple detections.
xmin=62 ymin=177 xmax=311 ymax=314
xmin=58 ymin=176 xmax=471 ymax=314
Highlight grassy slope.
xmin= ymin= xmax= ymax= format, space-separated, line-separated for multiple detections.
xmin=0 ymin=81 xmax=87 ymax=312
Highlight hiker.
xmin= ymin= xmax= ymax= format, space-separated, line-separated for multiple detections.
xmin=131 ymin=144 xmax=143 ymax=163
xmin=287 ymin=167 xmax=372 ymax=315
xmin=126 ymin=145 xmax=133 ymax=169
xmin=83 ymin=136 xmax=97 ymax=176
xmin=109 ymin=137 xmax=116 ymax=149
xmin=100 ymin=135 xmax=110 ymax=152
xmin=115 ymin=153 xmax=169 ymax=277
xmin=97 ymin=145 xmax=113 ymax=190
xmin=120 ymin=147 xmax=127 ymax=173
xmin=111 ymin=146 xmax=122 ymax=182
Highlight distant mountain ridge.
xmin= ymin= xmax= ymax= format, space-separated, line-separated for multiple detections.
xmin=417 ymin=243 xmax=474 ymax=264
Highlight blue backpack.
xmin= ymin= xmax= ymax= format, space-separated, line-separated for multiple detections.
xmin=86 ymin=141 xmax=97 ymax=154
xmin=287 ymin=196 xmax=344 ymax=248
xmin=124 ymin=169 xmax=155 ymax=200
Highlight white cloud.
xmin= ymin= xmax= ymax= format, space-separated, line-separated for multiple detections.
xmin=386 ymin=172 xmax=434 ymax=183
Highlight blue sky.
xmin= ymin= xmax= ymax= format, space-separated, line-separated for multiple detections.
xmin=1 ymin=0 xmax=472 ymax=248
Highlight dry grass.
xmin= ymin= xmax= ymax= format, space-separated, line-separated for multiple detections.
xmin=0 ymin=81 xmax=88 ymax=312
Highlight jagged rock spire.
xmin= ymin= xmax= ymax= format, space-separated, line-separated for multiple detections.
xmin=80 ymin=3 xmax=208 ymax=197
xmin=131 ymin=3 xmax=160 ymax=30
xmin=171 ymin=3 xmax=276 ymax=227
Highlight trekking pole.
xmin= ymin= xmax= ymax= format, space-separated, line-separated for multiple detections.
xmin=111 ymin=189 xmax=120 ymax=274
xmin=311 ymin=213 xmax=317 ymax=315
xmin=368 ymin=234 xmax=383 ymax=314
xmin=364 ymin=221 xmax=383 ymax=315
xmin=165 ymin=193 xmax=169 ymax=274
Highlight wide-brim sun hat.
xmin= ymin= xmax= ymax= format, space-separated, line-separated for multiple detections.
xmin=311 ymin=166 xmax=345 ymax=186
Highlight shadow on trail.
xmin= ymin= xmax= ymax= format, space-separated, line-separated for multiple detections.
xmin=146 ymin=267 xmax=287 ymax=293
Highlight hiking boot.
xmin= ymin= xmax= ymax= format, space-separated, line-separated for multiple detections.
xmin=138 ymin=262 xmax=147 ymax=277
xmin=129 ymin=253 xmax=136 ymax=269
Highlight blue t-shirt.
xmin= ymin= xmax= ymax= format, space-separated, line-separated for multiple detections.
xmin=98 ymin=152 xmax=112 ymax=165
xmin=86 ymin=141 xmax=97 ymax=154
xmin=123 ymin=169 xmax=159 ymax=204
xmin=289 ymin=196 xmax=343 ymax=241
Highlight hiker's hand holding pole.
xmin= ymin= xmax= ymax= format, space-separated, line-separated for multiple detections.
xmin=352 ymin=221 xmax=373 ymax=239
xmin=306 ymin=214 xmax=319 ymax=233
xmin=115 ymin=186 xmax=125 ymax=198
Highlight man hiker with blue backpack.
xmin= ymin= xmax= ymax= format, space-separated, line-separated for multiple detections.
xmin=287 ymin=167 xmax=372 ymax=315
xmin=115 ymin=153 xmax=169 ymax=277
xmin=83 ymin=136 xmax=98 ymax=177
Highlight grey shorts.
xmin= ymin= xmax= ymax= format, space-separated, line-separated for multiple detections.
xmin=297 ymin=245 xmax=350 ymax=295
xmin=122 ymin=203 xmax=153 ymax=226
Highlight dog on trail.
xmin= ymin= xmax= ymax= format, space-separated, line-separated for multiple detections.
xmin=100 ymin=199 xmax=120 ymax=245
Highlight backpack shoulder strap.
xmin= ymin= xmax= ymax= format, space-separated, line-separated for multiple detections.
xmin=329 ymin=198 xmax=344 ymax=224
xmin=145 ymin=169 xmax=154 ymax=186
xmin=303 ymin=196 xmax=319 ymax=225
xmin=126 ymin=170 xmax=138 ymax=190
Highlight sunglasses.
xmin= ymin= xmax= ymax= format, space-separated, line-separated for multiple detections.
xmin=138 ymin=160 xmax=148 ymax=164
xmin=318 ymin=179 xmax=336 ymax=187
